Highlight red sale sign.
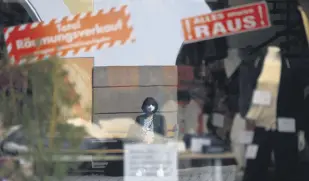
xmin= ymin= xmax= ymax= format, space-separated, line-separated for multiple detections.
xmin=181 ymin=1 xmax=271 ymax=42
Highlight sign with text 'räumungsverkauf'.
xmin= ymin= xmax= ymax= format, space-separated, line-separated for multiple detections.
xmin=181 ymin=1 xmax=271 ymax=43
xmin=4 ymin=5 xmax=135 ymax=65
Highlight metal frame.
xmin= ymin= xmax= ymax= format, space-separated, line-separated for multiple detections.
xmin=20 ymin=0 xmax=41 ymax=22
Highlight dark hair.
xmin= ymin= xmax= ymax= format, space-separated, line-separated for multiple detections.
xmin=141 ymin=97 xmax=159 ymax=113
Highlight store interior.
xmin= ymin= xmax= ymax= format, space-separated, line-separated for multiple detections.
xmin=0 ymin=0 xmax=309 ymax=181
xmin=175 ymin=0 xmax=309 ymax=181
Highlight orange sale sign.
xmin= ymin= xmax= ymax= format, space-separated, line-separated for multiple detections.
xmin=4 ymin=5 xmax=135 ymax=65
xmin=181 ymin=2 xmax=271 ymax=43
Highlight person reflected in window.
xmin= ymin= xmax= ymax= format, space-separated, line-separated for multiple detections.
xmin=136 ymin=97 xmax=166 ymax=143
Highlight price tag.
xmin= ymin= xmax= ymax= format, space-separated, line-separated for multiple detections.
xmin=245 ymin=144 xmax=259 ymax=159
xmin=167 ymin=141 xmax=186 ymax=152
xmin=191 ymin=138 xmax=211 ymax=153
xmin=178 ymin=141 xmax=186 ymax=152
xmin=278 ymin=117 xmax=296 ymax=133
xmin=252 ymin=90 xmax=271 ymax=105
xmin=212 ymin=113 xmax=224 ymax=128
xmin=203 ymin=114 xmax=209 ymax=123
xmin=239 ymin=131 xmax=254 ymax=144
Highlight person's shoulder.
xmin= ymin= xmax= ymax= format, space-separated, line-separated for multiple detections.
xmin=136 ymin=114 xmax=145 ymax=121
xmin=136 ymin=114 xmax=145 ymax=118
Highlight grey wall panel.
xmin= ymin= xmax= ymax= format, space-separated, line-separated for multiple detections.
xmin=93 ymin=86 xmax=177 ymax=113
xmin=93 ymin=66 xmax=140 ymax=87
xmin=93 ymin=66 xmax=177 ymax=87
xmin=138 ymin=66 xmax=177 ymax=86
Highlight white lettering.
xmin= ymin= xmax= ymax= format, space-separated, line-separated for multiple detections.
xmin=102 ymin=20 xmax=123 ymax=33
xmin=227 ymin=9 xmax=255 ymax=18
xmin=194 ymin=16 xmax=210 ymax=24
xmin=212 ymin=13 xmax=225 ymax=21
xmin=194 ymin=25 xmax=210 ymax=38
xmin=95 ymin=24 xmax=104 ymax=34
xmin=194 ymin=13 xmax=224 ymax=24
xmin=41 ymin=36 xmax=56 ymax=45
xmin=65 ymin=32 xmax=78 ymax=43
xmin=243 ymin=16 xmax=257 ymax=29
xmin=24 ymin=39 xmax=35 ymax=48
xmin=15 ymin=38 xmax=36 ymax=49
xmin=34 ymin=48 xmax=54 ymax=55
xmin=16 ymin=40 xmax=24 ymax=49
xmin=15 ymin=20 xmax=123 ymax=50
xmin=226 ymin=18 xmax=242 ymax=32
xmin=212 ymin=22 xmax=227 ymax=35
xmin=79 ymin=28 xmax=96 ymax=36
xmin=57 ymin=21 xmax=81 ymax=32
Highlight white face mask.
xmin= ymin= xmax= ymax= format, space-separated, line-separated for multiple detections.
xmin=146 ymin=105 xmax=155 ymax=112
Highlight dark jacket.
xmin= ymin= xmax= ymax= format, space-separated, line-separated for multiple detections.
xmin=238 ymin=48 xmax=309 ymax=130
xmin=136 ymin=97 xmax=166 ymax=136
xmin=238 ymin=49 xmax=264 ymax=118
xmin=135 ymin=114 xmax=166 ymax=136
